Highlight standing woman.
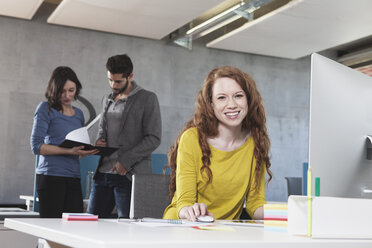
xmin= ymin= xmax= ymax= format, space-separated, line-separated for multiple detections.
xmin=30 ymin=66 xmax=97 ymax=218
xmin=163 ymin=66 xmax=272 ymax=221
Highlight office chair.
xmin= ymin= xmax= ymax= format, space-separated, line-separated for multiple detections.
xmin=151 ymin=153 xmax=170 ymax=175
xmin=129 ymin=174 xmax=170 ymax=219
xmin=32 ymin=155 xmax=40 ymax=212
xmin=284 ymin=177 xmax=302 ymax=197
xmin=79 ymin=155 xmax=100 ymax=199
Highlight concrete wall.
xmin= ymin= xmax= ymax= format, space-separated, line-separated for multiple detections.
xmin=0 ymin=3 xmax=312 ymax=204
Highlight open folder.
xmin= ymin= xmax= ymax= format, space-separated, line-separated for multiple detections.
xmin=59 ymin=139 xmax=117 ymax=156
xmin=59 ymin=113 xmax=118 ymax=156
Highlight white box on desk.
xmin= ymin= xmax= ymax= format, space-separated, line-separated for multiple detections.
xmin=288 ymin=195 xmax=372 ymax=239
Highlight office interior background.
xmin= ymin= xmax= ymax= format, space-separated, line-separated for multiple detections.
xmin=1 ymin=0 xmax=372 ymax=205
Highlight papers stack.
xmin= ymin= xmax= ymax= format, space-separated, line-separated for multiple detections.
xmin=263 ymin=203 xmax=288 ymax=232
xmin=62 ymin=213 xmax=98 ymax=221
xmin=288 ymin=195 xmax=372 ymax=238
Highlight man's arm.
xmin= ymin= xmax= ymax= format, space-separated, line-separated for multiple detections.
xmin=118 ymin=92 xmax=162 ymax=171
xmin=95 ymin=96 xmax=108 ymax=144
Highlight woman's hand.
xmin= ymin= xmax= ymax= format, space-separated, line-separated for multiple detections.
xmin=70 ymin=146 xmax=99 ymax=157
xmin=252 ymin=206 xmax=264 ymax=220
xmin=179 ymin=203 xmax=214 ymax=221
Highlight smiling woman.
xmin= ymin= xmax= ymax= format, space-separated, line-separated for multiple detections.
xmin=210 ymin=77 xmax=249 ymax=144
xmin=163 ymin=66 xmax=272 ymax=221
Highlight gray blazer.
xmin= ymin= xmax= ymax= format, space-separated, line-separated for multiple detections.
xmin=95 ymin=88 xmax=162 ymax=180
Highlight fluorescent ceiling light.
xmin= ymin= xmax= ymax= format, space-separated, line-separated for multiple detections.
xmin=338 ymin=47 xmax=372 ymax=67
xmin=197 ymin=15 xmax=241 ymax=37
xmin=186 ymin=2 xmax=243 ymax=35
xmin=173 ymin=0 xmax=273 ymax=50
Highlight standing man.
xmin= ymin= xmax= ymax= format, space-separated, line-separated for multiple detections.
xmin=87 ymin=54 xmax=162 ymax=218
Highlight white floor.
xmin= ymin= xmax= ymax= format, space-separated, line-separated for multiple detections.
xmin=1 ymin=222 xmax=38 ymax=248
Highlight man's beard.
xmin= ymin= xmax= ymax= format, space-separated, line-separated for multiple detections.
xmin=112 ymin=80 xmax=129 ymax=96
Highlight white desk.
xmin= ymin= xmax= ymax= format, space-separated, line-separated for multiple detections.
xmin=0 ymin=208 xmax=39 ymax=220
xmin=4 ymin=218 xmax=372 ymax=248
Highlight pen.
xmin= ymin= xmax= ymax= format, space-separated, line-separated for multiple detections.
xmin=141 ymin=218 xmax=184 ymax=224
xmin=307 ymin=165 xmax=312 ymax=237
xmin=117 ymin=218 xmax=138 ymax=223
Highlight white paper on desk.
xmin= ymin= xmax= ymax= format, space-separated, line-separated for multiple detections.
xmin=312 ymin=197 xmax=372 ymax=239
xmin=288 ymin=195 xmax=308 ymax=236
xmin=218 ymin=220 xmax=264 ymax=227
xmin=288 ymin=195 xmax=372 ymax=239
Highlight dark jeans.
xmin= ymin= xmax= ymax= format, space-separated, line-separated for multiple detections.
xmin=87 ymin=172 xmax=132 ymax=218
xmin=36 ymin=174 xmax=83 ymax=218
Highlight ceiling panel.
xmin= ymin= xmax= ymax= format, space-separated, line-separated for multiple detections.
xmin=47 ymin=0 xmax=225 ymax=40
xmin=207 ymin=0 xmax=372 ymax=59
xmin=0 ymin=0 xmax=43 ymax=20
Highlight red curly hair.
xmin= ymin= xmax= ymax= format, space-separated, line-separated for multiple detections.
xmin=167 ymin=66 xmax=272 ymax=198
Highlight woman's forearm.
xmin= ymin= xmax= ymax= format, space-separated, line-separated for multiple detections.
xmin=39 ymin=144 xmax=73 ymax=156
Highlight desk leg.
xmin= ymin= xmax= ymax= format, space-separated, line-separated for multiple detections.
xmin=38 ymin=239 xmax=69 ymax=248
xmin=25 ymin=199 xmax=31 ymax=211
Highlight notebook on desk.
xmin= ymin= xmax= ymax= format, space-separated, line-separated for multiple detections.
xmin=62 ymin=213 xmax=98 ymax=221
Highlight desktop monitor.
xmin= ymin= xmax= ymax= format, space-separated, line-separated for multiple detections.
xmin=309 ymin=53 xmax=372 ymax=198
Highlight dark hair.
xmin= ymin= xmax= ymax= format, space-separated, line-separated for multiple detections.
xmin=44 ymin=66 xmax=82 ymax=112
xmin=167 ymin=66 xmax=272 ymax=198
xmin=106 ymin=54 xmax=133 ymax=77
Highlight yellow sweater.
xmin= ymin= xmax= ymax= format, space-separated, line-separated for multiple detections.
xmin=163 ymin=127 xmax=266 ymax=220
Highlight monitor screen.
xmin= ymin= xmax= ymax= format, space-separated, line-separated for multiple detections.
xmin=309 ymin=53 xmax=372 ymax=198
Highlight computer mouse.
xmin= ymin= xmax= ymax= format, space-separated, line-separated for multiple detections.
xmin=196 ymin=215 xmax=214 ymax=223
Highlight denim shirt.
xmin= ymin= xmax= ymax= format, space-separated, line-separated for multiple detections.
xmin=30 ymin=101 xmax=84 ymax=178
